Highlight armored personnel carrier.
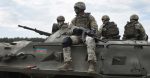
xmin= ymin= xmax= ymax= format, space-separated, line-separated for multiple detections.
xmin=0 ymin=25 xmax=149 ymax=78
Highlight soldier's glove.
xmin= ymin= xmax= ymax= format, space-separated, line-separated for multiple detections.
xmin=85 ymin=29 xmax=96 ymax=37
xmin=73 ymin=28 xmax=83 ymax=36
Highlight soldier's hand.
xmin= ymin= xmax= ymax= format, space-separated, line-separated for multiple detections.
xmin=86 ymin=29 xmax=95 ymax=37
xmin=73 ymin=28 xmax=83 ymax=36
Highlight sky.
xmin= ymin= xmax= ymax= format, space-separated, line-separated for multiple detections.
xmin=0 ymin=0 xmax=150 ymax=39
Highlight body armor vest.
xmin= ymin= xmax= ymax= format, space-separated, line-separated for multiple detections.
xmin=74 ymin=13 xmax=91 ymax=29
xmin=102 ymin=22 xmax=119 ymax=37
xmin=124 ymin=22 xmax=139 ymax=38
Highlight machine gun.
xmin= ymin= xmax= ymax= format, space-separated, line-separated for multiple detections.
xmin=18 ymin=25 xmax=51 ymax=36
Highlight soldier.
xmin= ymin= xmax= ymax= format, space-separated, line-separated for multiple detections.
xmin=52 ymin=16 xmax=67 ymax=33
xmin=99 ymin=15 xmax=120 ymax=40
xmin=122 ymin=14 xmax=148 ymax=40
xmin=58 ymin=2 xmax=98 ymax=73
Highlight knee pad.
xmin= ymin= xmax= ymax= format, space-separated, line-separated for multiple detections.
xmin=62 ymin=37 xmax=72 ymax=48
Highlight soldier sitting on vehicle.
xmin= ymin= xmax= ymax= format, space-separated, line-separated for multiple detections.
xmin=52 ymin=16 xmax=68 ymax=34
xmin=58 ymin=2 xmax=98 ymax=73
xmin=122 ymin=14 xmax=148 ymax=40
xmin=99 ymin=15 xmax=120 ymax=40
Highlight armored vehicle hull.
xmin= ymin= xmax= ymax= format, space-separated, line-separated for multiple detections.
xmin=0 ymin=40 xmax=150 ymax=78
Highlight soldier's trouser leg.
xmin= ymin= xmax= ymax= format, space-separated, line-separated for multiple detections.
xmin=85 ymin=36 xmax=97 ymax=73
xmin=63 ymin=47 xmax=72 ymax=63
xmin=62 ymin=36 xmax=80 ymax=62
xmin=58 ymin=37 xmax=72 ymax=70
xmin=59 ymin=36 xmax=80 ymax=70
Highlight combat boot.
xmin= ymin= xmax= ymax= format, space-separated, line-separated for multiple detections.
xmin=58 ymin=47 xmax=72 ymax=71
xmin=88 ymin=62 xmax=96 ymax=73
xmin=58 ymin=61 xmax=72 ymax=71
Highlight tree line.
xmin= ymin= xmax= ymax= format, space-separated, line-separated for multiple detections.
xmin=0 ymin=37 xmax=45 ymax=43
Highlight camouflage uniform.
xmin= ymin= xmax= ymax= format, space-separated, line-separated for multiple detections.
xmin=99 ymin=15 xmax=120 ymax=40
xmin=67 ymin=13 xmax=98 ymax=62
xmin=59 ymin=2 xmax=98 ymax=73
xmin=52 ymin=16 xmax=68 ymax=33
xmin=123 ymin=14 xmax=147 ymax=40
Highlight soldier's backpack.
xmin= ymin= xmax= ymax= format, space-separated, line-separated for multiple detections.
xmin=102 ymin=22 xmax=119 ymax=37
xmin=124 ymin=22 xmax=138 ymax=37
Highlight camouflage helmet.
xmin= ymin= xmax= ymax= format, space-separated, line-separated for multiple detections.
xmin=130 ymin=14 xmax=139 ymax=20
xmin=74 ymin=2 xmax=86 ymax=10
xmin=57 ymin=16 xmax=65 ymax=21
xmin=102 ymin=15 xmax=110 ymax=21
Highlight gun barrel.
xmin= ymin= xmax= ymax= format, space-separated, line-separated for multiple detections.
xmin=18 ymin=25 xmax=23 ymax=27
xmin=18 ymin=25 xmax=51 ymax=36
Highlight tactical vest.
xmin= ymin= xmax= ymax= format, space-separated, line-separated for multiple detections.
xmin=102 ymin=22 xmax=119 ymax=37
xmin=124 ymin=22 xmax=138 ymax=38
xmin=74 ymin=13 xmax=91 ymax=29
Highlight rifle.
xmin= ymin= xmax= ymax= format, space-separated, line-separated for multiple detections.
xmin=76 ymin=27 xmax=107 ymax=43
xmin=18 ymin=25 xmax=51 ymax=36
